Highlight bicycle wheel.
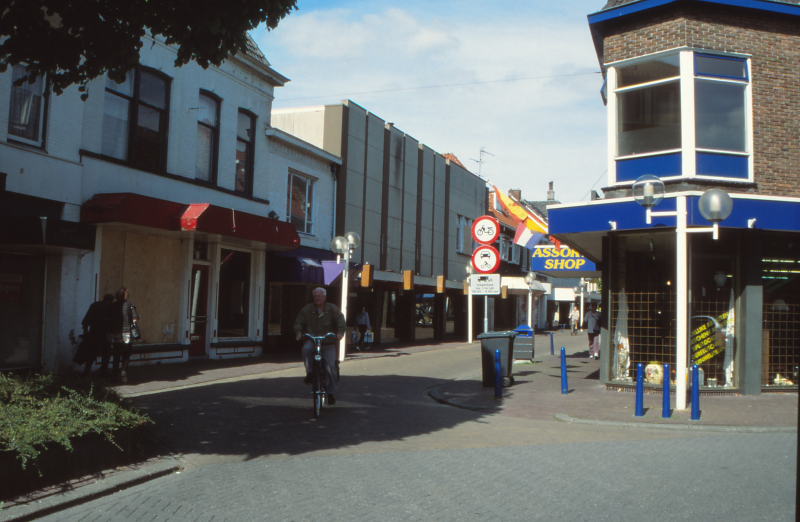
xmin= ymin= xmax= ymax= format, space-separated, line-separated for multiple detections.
xmin=313 ymin=369 xmax=323 ymax=418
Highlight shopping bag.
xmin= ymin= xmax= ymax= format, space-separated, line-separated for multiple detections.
xmin=350 ymin=329 xmax=358 ymax=344
xmin=364 ymin=330 xmax=373 ymax=344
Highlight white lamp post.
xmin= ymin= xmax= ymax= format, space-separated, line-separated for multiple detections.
xmin=525 ymin=271 xmax=536 ymax=328
xmin=574 ymin=279 xmax=586 ymax=331
xmin=633 ymin=175 xmax=732 ymax=411
xmin=331 ymin=231 xmax=360 ymax=361
xmin=466 ymin=263 xmax=474 ymax=344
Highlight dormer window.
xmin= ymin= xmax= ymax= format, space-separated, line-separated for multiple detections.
xmin=608 ymin=50 xmax=751 ymax=184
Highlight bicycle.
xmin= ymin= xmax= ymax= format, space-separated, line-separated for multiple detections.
xmin=302 ymin=332 xmax=337 ymax=418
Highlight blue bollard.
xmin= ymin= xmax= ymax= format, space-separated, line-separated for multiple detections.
xmin=560 ymin=347 xmax=568 ymax=395
xmin=550 ymin=332 xmax=554 ymax=355
xmin=691 ymin=364 xmax=700 ymax=421
xmin=662 ymin=363 xmax=670 ymax=418
xmin=494 ymin=349 xmax=502 ymax=399
xmin=635 ymin=363 xmax=644 ymax=417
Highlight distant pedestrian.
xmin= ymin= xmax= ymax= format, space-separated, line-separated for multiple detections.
xmin=108 ymin=287 xmax=139 ymax=383
xmin=586 ymin=303 xmax=602 ymax=359
xmin=80 ymin=294 xmax=114 ymax=377
xmin=355 ymin=306 xmax=371 ymax=350
xmin=570 ymin=305 xmax=580 ymax=336
xmin=552 ymin=309 xmax=560 ymax=329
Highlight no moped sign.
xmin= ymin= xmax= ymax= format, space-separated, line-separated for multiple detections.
xmin=471 ymin=216 xmax=500 ymax=245
xmin=471 ymin=245 xmax=500 ymax=274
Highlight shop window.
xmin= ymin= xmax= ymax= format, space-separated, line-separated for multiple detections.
xmin=235 ymin=110 xmax=255 ymax=195
xmin=611 ymin=51 xmax=750 ymax=182
xmin=8 ymin=65 xmax=46 ymax=146
xmin=287 ymin=171 xmax=315 ymax=234
xmin=102 ymin=68 xmax=170 ymax=170
xmin=196 ymin=91 xmax=220 ymax=182
xmin=193 ymin=240 xmax=208 ymax=261
xmin=217 ymin=249 xmax=251 ymax=338
xmin=0 ymin=253 xmax=46 ymax=370
xmin=761 ymin=234 xmax=800 ymax=388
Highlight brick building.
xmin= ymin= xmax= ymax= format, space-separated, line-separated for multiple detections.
xmin=548 ymin=0 xmax=800 ymax=404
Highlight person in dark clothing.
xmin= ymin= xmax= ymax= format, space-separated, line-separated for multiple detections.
xmin=81 ymin=294 xmax=114 ymax=377
xmin=108 ymin=287 xmax=139 ymax=383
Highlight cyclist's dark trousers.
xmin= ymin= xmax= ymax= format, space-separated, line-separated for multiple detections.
xmin=302 ymin=340 xmax=338 ymax=395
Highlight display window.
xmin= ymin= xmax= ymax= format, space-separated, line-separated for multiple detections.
xmin=217 ymin=248 xmax=252 ymax=338
xmin=0 ymin=253 xmax=45 ymax=369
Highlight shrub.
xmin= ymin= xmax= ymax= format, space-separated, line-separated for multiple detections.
xmin=0 ymin=373 xmax=150 ymax=471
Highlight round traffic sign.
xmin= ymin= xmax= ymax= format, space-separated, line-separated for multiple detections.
xmin=471 ymin=245 xmax=500 ymax=274
xmin=471 ymin=215 xmax=500 ymax=245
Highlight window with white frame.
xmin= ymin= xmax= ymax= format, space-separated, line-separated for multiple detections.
xmin=196 ymin=91 xmax=220 ymax=183
xmin=287 ymin=171 xmax=314 ymax=234
xmin=8 ymin=65 xmax=46 ymax=146
xmin=611 ymin=50 xmax=750 ymax=182
xmin=102 ymin=68 xmax=170 ymax=170
xmin=217 ymin=248 xmax=251 ymax=338
xmin=235 ymin=110 xmax=255 ymax=194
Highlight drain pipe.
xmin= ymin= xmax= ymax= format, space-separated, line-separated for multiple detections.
xmin=330 ymin=163 xmax=338 ymax=237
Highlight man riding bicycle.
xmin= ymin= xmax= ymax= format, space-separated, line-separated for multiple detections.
xmin=295 ymin=287 xmax=346 ymax=404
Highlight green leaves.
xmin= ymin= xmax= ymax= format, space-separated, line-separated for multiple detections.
xmin=1 ymin=0 xmax=298 ymax=99
xmin=0 ymin=373 xmax=150 ymax=472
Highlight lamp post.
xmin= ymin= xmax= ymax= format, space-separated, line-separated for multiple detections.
xmin=466 ymin=263 xmax=474 ymax=343
xmin=525 ymin=271 xmax=536 ymax=328
xmin=574 ymin=279 xmax=586 ymax=331
xmin=633 ymin=176 xmax=732 ymax=410
xmin=331 ymin=231 xmax=361 ymax=361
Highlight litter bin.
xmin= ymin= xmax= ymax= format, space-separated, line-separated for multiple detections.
xmin=513 ymin=325 xmax=534 ymax=361
xmin=477 ymin=331 xmax=517 ymax=387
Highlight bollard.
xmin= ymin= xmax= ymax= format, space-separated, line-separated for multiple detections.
xmin=662 ymin=363 xmax=670 ymax=418
xmin=550 ymin=332 xmax=554 ymax=355
xmin=691 ymin=364 xmax=700 ymax=421
xmin=494 ymin=349 xmax=502 ymax=399
xmin=560 ymin=347 xmax=568 ymax=395
xmin=635 ymin=363 xmax=644 ymax=417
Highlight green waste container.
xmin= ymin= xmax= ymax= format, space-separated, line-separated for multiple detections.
xmin=477 ymin=331 xmax=517 ymax=387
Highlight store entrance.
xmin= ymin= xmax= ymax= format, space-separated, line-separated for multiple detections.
xmin=0 ymin=252 xmax=46 ymax=369
xmin=188 ymin=264 xmax=209 ymax=357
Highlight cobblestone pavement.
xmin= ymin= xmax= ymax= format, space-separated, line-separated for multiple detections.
xmin=31 ymin=342 xmax=797 ymax=522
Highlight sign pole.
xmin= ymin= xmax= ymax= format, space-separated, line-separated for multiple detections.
xmin=484 ymin=295 xmax=489 ymax=334
xmin=468 ymin=280 xmax=473 ymax=343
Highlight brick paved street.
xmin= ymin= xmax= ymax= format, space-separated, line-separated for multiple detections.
xmin=27 ymin=341 xmax=797 ymax=522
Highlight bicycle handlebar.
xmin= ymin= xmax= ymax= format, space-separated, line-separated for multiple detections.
xmin=301 ymin=332 xmax=338 ymax=343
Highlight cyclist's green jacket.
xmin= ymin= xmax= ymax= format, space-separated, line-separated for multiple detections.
xmin=294 ymin=302 xmax=346 ymax=344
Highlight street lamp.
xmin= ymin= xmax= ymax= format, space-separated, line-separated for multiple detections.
xmin=331 ymin=231 xmax=360 ymax=361
xmin=573 ymin=279 xmax=587 ymax=330
xmin=633 ymin=175 xmax=732 ymax=411
xmin=525 ymin=271 xmax=536 ymax=328
xmin=466 ymin=263 xmax=474 ymax=344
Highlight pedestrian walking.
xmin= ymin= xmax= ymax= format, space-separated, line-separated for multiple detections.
xmin=78 ymin=294 xmax=114 ymax=377
xmin=570 ymin=305 xmax=580 ymax=336
xmin=355 ymin=306 xmax=371 ymax=350
xmin=552 ymin=309 xmax=560 ymax=329
xmin=586 ymin=303 xmax=602 ymax=359
xmin=108 ymin=287 xmax=139 ymax=383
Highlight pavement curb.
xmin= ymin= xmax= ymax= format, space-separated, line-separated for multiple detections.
xmin=553 ymin=413 xmax=798 ymax=433
xmin=0 ymin=458 xmax=180 ymax=522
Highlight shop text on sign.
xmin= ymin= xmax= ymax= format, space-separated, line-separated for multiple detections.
xmin=531 ymin=246 xmax=593 ymax=271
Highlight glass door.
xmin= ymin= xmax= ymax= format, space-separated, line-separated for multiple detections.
xmin=189 ymin=264 xmax=209 ymax=357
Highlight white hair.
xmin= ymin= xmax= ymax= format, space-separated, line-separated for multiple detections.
xmin=313 ymin=287 xmax=327 ymax=296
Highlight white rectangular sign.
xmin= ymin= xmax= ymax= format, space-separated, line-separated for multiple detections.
xmin=470 ymin=274 xmax=501 ymax=295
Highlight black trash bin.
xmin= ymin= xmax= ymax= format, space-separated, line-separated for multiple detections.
xmin=513 ymin=325 xmax=534 ymax=361
xmin=477 ymin=331 xmax=517 ymax=387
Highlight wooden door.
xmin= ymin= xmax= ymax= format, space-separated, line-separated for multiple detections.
xmin=189 ymin=264 xmax=209 ymax=357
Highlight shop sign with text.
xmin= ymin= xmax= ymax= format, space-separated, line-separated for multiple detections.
xmin=530 ymin=246 xmax=596 ymax=271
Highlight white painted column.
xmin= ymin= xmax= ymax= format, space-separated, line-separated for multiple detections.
xmin=579 ymin=278 xmax=585 ymax=330
xmin=467 ymin=281 xmax=473 ymax=344
xmin=527 ymin=289 xmax=532 ymax=328
xmin=675 ymin=195 xmax=688 ymax=410
xmin=338 ymin=250 xmax=349 ymax=362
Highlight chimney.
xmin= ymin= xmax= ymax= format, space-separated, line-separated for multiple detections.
xmin=508 ymin=189 xmax=522 ymax=201
xmin=547 ymin=181 xmax=555 ymax=202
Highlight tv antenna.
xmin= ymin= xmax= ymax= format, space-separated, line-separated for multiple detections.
xmin=470 ymin=147 xmax=494 ymax=178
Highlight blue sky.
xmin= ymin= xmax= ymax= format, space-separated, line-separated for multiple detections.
xmin=253 ymin=0 xmax=609 ymax=204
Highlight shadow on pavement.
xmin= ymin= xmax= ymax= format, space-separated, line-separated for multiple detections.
xmin=133 ymin=373 xmax=489 ymax=463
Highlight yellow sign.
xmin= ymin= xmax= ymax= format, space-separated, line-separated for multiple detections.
xmin=690 ymin=312 xmax=729 ymax=365
xmin=531 ymin=247 xmax=594 ymax=271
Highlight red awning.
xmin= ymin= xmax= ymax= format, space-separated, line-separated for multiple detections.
xmin=81 ymin=193 xmax=300 ymax=250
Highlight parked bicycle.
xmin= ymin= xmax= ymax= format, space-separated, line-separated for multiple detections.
xmin=302 ymin=332 xmax=337 ymax=418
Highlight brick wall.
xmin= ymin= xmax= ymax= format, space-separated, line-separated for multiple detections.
xmin=601 ymin=6 xmax=800 ymax=197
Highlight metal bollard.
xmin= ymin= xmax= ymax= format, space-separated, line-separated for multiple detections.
xmin=494 ymin=349 xmax=502 ymax=399
xmin=635 ymin=363 xmax=644 ymax=417
xmin=691 ymin=364 xmax=700 ymax=421
xmin=560 ymin=347 xmax=568 ymax=395
xmin=550 ymin=332 xmax=554 ymax=355
xmin=662 ymin=363 xmax=670 ymax=418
